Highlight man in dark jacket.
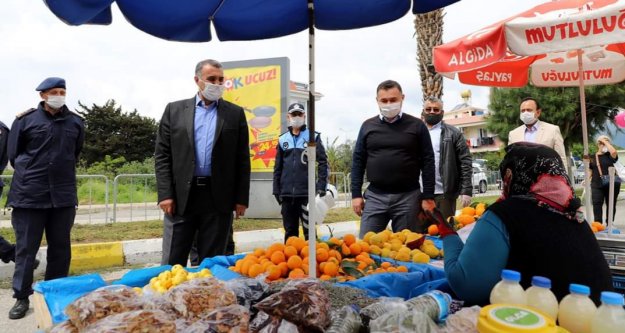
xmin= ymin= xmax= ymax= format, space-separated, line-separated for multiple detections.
xmin=421 ymin=96 xmax=473 ymax=221
xmin=351 ymin=80 xmax=436 ymax=237
xmin=7 ymin=77 xmax=84 ymax=319
xmin=155 ymin=59 xmax=250 ymax=266
xmin=273 ymin=102 xmax=328 ymax=241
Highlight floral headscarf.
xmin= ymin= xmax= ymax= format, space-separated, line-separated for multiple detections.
xmin=499 ymin=142 xmax=583 ymax=222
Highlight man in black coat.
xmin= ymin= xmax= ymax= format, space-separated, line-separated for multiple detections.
xmin=155 ymin=59 xmax=251 ymax=266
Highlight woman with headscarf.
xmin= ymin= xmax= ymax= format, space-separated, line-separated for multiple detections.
xmin=437 ymin=142 xmax=612 ymax=305
xmin=589 ymin=135 xmax=621 ymax=226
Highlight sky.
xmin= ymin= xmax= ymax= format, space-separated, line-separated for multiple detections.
xmin=0 ymin=0 xmax=546 ymax=144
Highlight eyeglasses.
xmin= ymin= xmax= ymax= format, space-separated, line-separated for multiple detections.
xmin=423 ymin=107 xmax=441 ymax=113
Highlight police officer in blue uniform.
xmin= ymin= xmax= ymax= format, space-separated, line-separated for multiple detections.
xmin=7 ymin=77 xmax=84 ymax=320
xmin=273 ymin=102 xmax=328 ymax=241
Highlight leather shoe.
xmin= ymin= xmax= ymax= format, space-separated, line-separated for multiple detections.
xmin=9 ymin=298 xmax=29 ymax=320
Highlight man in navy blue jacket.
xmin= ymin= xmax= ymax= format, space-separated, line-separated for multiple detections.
xmin=273 ymin=103 xmax=328 ymax=241
xmin=351 ymin=80 xmax=436 ymax=238
xmin=7 ymin=77 xmax=84 ymax=319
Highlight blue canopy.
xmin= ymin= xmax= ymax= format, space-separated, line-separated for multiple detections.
xmin=44 ymin=0 xmax=460 ymax=42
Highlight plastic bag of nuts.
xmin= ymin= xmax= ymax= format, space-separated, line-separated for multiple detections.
xmin=82 ymin=309 xmax=176 ymax=333
xmin=164 ymin=277 xmax=237 ymax=320
xmin=65 ymin=285 xmax=144 ymax=330
xmin=254 ymin=278 xmax=331 ymax=332
xmin=184 ymin=304 xmax=250 ymax=333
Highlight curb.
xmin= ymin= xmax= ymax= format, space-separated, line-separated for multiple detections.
xmin=0 ymin=221 xmax=361 ymax=280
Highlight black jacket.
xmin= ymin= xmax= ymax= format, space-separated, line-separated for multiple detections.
xmin=7 ymin=103 xmax=84 ymax=208
xmin=438 ymin=122 xmax=473 ymax=198
xmin=155 ymin=97 xmax=251 ymax=215
xmin=273 ymin=126 xmax=328 ymax=197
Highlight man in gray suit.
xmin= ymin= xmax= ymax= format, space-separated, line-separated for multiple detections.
xmin=155 ymin=59 xmax=251 ymax=266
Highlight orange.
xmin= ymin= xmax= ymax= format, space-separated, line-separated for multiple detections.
xmin=349 ymin=243 xmax=362 ymax=256
xmin=284 ymin=246 xmax=298 ymax=258
xmin=323 ymin=261 xmax=339 ymax=277
xmin=266 ymin=265 xmax=282 ymax=281
xmin=343 ymin=234 xmax=357 ymax=246
xmin=253 ymin=248 xmax=265 ymax=257
xmin=341 ymin=243 xmax=351 ymax=256
xmin=300 ymin=245 xmax=309 ymax=258
xmin=461 ymin=206 xmax=476 ymax=216
xmin=328 ymin=249 xmax=342 ymax=261
xmin=380 ymin=261 xmax=392 ymax=269
xmin=244 ymin=254 xmax=259 ymax=263
xmin=427 ymin=224 xmax=439 ymax=236
xmin=285 ymin=236 xmax=298 ymax=247
xmin=358 ymin=241 xmax=370 ymax=253
xmin=386 ymin=267 xmax=397 ymax=273
xmin=287 ymin=255 xmax=303 ymax=270
xmin=289 ymin=268 xmax=306 ymax=279
xmin=357 ymin=261 xmax=368 ymax=270
xmin=292 ymin=238 xmax=307 ymax=252
xmin=317 ymin=242 xmax=330 ymax=251
xmin=329 ymin=237 xmax=343 ymax=247
xmin=270 ymin=251 xmax=286 ymax=265
xmin=277 ymin=262 xmax=289 ymax=277
xmin=267 ymin=243 xmax=285 ymax=258
xmin=241 ymin=260 xmax=253 ymax=276
xmin=397 ymin=265 xmax=408 ymax=273
xmin=316 ymin=248 xmax=329 ymax=262
xmin=261 ymin=260 xmax=274 ymax=271
xmin=248 ymin=263 xmax=264 ymax=278
xmin=591 ymin=225 xmax=599 ymax=233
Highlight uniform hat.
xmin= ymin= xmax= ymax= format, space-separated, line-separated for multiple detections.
xmin=36 ymin=77 xmax=66 ymax=92
xmin=287 ymin=102 xmax=306 ymax=114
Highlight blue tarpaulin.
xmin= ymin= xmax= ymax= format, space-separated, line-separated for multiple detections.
xmin=33 ymin=274 xmax=107 ymax=324
xmin=37 ymin=237 xmax=448 ymax=324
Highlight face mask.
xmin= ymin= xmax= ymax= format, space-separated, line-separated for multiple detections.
xmin=289 ymin=116 xmax=305 ymax=128
xmin=379 ymin=102 xmax=401 ymax=119
xmin=46 ymin=95 xmax=65 ymax=109
xmin=520 ymin=111 xmax=536 ymax=125
xmin=602 ymin=147 xmax=609 ymax=153
xmin=201 ymin=82 xmax=225 ymax=101
xmin=422 ymin=112 xmax=443 ymax=125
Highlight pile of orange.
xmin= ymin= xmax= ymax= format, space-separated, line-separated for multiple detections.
xmin=229 ymin=234 xmax=409 ymax=282
xmin=444 ymin=202 xmax=488 ymax=232
xmin=591 ymin=221 xmax=606 ymax=233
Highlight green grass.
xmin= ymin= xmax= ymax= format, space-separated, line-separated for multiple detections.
xmin=0 ymin=208 xmax=359 ymax=245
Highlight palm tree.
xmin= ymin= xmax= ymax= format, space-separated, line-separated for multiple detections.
xmin=414 ymin=9 xmax=444 ymax=100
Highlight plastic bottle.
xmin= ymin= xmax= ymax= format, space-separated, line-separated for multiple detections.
xmin=489 ymin=269 xmax=526 ymax=305
xmin=525 ymin=276 xmax=559 ymax=320
xmin=404 ymin=290 xmax=452 ymax=323
xmin=558 ymin=284 xmax=597 ymax=333
xmin=591 ymin=291 xmax=625 ymax=333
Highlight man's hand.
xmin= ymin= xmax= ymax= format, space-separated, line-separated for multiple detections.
xmin=317 ymin=189 xmax=326 ymax=197
xmin=274 ymin=194 xmax=282 ymax=205
xmin=352 ymin=198 xmax=364 ymax=216
xmin=460 ymin=195 xmax=472 ymax=207
xmin=159 ymin=199 xmax=176 ymax=216
xmin=235 ymin=204 xmax=247 ymax=219
xmin=421 ymin=198 xmax=436 ymax=213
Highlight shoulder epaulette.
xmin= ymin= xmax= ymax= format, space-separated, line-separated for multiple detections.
xmin=16 ymin=108 xmax=36 ymax=119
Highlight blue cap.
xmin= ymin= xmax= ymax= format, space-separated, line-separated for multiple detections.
xmin=36 ymin=77 xmax=66 ymax=92
xmin=600 ymin=291 xmax=624 ymax=305
xmin=287 ymin=102 xmax=305 ymax=114
xmin=501 ymin=269 xmax=521 ymax=282
xmin=569 ymin=284 xmax=590 ymax=295
xmin=531 ymin=276 xmax=551 ymax=289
